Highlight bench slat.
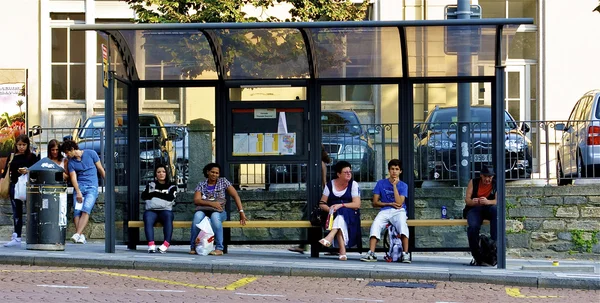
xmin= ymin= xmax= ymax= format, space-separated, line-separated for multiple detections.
xmin=126 ymin=219 xmax=488 ymax=229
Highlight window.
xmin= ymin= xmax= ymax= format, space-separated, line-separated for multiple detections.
xmin=51 ymin=14 xmax=86 ymax=101
xmin=144 ymin=41 xmax=181 ymax=101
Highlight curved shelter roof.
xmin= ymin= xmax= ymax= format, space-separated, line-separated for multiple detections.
xmin=71 ymin=19 xmax=532 ymax=82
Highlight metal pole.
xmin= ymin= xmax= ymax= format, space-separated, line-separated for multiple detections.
xmin=104 ymin=74 xmax=115 ymax=253
xmin=456 ymin=0 xmax=472 ymax=187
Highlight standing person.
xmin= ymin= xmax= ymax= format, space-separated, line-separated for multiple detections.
xmin=361 ymin=159 xmax=410 ymax=263
xmin=289 ymin=145 xmax=332 ymax=254
xmin=2 ymin=135 xmax=39 ymax=247
xmin=190 ymin=163 xmax=247 ymax=256
xmin=317 ymin=161 xmax=361 ymax=261
xmin=62 ymin=139 xmax=105 ymax=244
xmin=47 ymin=139 xmax=68 ymax=181
xmin=142 ymin=164 xmax=177 ymax=253
xmin=464 ymin=165 xmax=497 ymax=266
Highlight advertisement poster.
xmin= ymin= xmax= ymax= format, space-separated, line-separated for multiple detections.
xmin=0 ymin=83 xmax=26 ymax=157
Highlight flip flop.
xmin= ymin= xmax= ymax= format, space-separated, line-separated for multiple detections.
xmin=189 ymin=250 xmax=197 ymax=255
xmin=209 ymin=250 xmax=224 ymax=256
xmin=338 ymin=255 xmax=347 ymax=261
xmin=288 ymin=247 xmax=305 ymax=254
xmin=319 ymin=238 xmax=332 ymax=248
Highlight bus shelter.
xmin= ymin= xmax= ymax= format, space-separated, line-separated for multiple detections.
xmin=72 ymin=18 xmax=533 ymax=269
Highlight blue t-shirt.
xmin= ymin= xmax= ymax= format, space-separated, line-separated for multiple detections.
xmin=373 ymin=179 xmax=408 ymax=211
xmin=68 ymin=150 xmax=100 ymax=187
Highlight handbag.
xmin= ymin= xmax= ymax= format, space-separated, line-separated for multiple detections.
xmin=14 ymin=174 xmax=28 ymax=201
xmin=309 ymin=204 xmax=327 ymax=227
xmin=195 ymin=197 xmax=226 ymax=213
xmin=0 ymin=153 xmax=14 ymax=199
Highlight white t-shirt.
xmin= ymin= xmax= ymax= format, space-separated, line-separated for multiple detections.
xmin=322 ymin=180 xmax=360 ymax=198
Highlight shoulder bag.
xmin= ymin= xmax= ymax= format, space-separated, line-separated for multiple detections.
xmin=195 ymin=197 xmax=226 ymax=213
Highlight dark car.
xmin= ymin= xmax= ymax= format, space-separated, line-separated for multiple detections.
xmin=267 ymin=110 xmax=375 ymax=185
xmin=64 ymin=114 xmax=176 ymax=184
xmin=414 ymin=106 xmax=532 ymax=181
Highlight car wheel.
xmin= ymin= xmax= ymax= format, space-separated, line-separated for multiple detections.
xmin=556 ymin=157 xmax=572 ymax=186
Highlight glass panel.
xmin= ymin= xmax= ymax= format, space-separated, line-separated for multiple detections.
xmin=70 ymin=30 xmax=85 ymax=63
xmin=507 ymin=99 xmax=521 ymax=120
xmin=52 ymin=28 xmax=67 ymax=62
xmin=509 ymin=0 xmax=537 ymax=23
xmin=164 ymin=87 xmax=179 ymax=100
xmin=321 ymin=86 xmax=341 ymax=102
xmin=311 ymin=27 xmax=401 ymax=78
xmin=97 ymin=33 xmax=108 ymax=63
xmin=321 ymin=85 xmax=373 ymax=102
xmin=51 ymin=65 xmax=67 ymax=99
xmin=479 ymin=0 xmax=506 ymax=18
xmin=70 ymin=65 xmax=86 ymax=100
xmin=97 ymin=65 xmax=105 ymax=100
xmin=110 ymin=36 xmax=127 ymax=79
xmin=229 ymin=87 xmax=306 ymax=101
xmin=406 ymin=26 xmax=496 ymax=77
xmin=508 ymin=31 xmax=536 ymax=60
xmin=501 ymin=25 xmax=519 ymax=66
xmin=50 ymin=13 xmax=84 ymax=20
xmin=114 ymin=80 xmax=129 ymax=243
xmin=121 ymin=30 xmax=218 ymax=80
xmin=507 ymin=72 xmax=520 ymax=99
xmin=219 ymin=29 xmax=309 ymax=79
xmin=145 ymin=87 xmax=160 ymax=100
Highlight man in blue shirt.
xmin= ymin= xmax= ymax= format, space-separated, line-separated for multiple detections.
xmin=62 ymin=140 xmax=105 ymax=244
xmin=361 ymin=159 xmax=410 ymax=263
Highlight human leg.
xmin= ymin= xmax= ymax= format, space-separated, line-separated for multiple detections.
xmin=190 ymin=211 xmax=207 ymax=251
xmin=368 ymin=211 xmax=389 ymax=252
xmin=158 ymin=210 xmax=174 ymax=244
xmin=143 ymin=210 xmax=158 ymax=242
xmin=4 ymin=185 xmax=23 ymax=247
xmin=74 ymin=186 xmax=98 ymax=242
xmin=483 ymin=205 xmax=498 ymax=241
xmin=466 ymin=207 xmax=484 ymax=262
xmin=209 ymin=211 xmax=227 ymax=252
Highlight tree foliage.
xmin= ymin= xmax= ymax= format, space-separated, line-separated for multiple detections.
xmin=123 ymin=0 xmax=370 ymax=79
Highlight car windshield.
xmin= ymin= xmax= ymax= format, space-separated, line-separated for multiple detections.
xmin=80 ymin=117 xmax=105 ymax=138
xmin=321 ymin=111 xmax=362 ymax=135
xmin=80 ymin=116 xmax=163 ymax=138
xmin=427 ymin=108 xmax=518 ymax=131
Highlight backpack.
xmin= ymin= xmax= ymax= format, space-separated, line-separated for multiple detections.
xmin=382 ymin=224 xmax=402 ymax=262
xmin=478 ymin=234 xmax=497 ymax=266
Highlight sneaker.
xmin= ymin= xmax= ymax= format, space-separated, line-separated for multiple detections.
xmin=76 ymin=234 xmax=87 ymax=244
xmin=70 ymin=233 xmax=80 ymax=243
xmin=4 ymin=233 xmax=21 ymax=247
xmin=158 ymin=244 xmax=168 ymax=254
xmin=360 ymin=251 xmax=377 ymax=262
xmin=148 ymin=245 xmax=156 ymax=253
xmin=401 ymin=252 xmax=411 ymax=263
xmin=469 ymin=258 xmax=482 ymax=266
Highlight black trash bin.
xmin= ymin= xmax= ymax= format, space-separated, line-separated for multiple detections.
xmin=26 ymin=158 xmax=68 ymax=251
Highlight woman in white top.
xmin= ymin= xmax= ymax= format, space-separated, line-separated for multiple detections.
xmin=47 ymin=139 xmax=69 ymax=181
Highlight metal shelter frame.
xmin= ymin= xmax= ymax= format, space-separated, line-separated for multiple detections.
xmin=72 ymin=18 xmax=533 ymax=269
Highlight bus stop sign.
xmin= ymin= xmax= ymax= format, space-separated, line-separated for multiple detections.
xmin=444 ymin=5 xmax=482 ymax=55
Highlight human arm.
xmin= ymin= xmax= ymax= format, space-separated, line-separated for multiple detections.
xmin=390 ymin=178 xmax=406 ymax=209
xmin=331 ymin=181 xmax=361 ymax=211
xmin=192 ymin=190 xmax=223 ymax=211
xmin=226 ymin=185 xmax=247 ymax=225
xmin=478 ymin=192 xmax=497 ymax=206
xmin=318 ymin=194 xmax=330 ymax=212
xmin=70 ymin=171 xmax=83 ymax=203
xmin=464 ymin=179 xmax=479 ymax=206
xmin=94 ymin=160 xmax=106 ymax=179
xmin=140 ymin=183 xmax=152 ymax=200
xmin=321 ymin=161 xmax=327 ymax=189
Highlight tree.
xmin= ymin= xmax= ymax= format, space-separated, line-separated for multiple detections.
xmin=123 ymin=0 xmax=370 ymax=78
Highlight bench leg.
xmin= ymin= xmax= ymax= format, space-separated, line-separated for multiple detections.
xmin=308 ymin=227 xmax=321 ymax=258
xmin=127 ymin=227 xmax=139 ymax=250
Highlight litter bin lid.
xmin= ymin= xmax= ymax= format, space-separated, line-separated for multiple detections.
xmin=28 ymin=157 xmax=65 ymax=173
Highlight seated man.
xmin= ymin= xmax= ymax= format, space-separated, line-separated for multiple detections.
xmin=360 ymin=159 xmax=410 ymax=263
xmin=464 ymin=165 xmax=498 ymax=266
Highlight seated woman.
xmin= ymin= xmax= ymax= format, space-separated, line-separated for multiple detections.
xmin=318 ymin=160 xmax=362 ymax=261
xmin=141 ymin=164 xmax=177 ymax=253
xmin=190 ymin=163 xmax=247 ymax=256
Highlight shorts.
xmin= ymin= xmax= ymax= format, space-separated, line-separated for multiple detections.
xmin=73 ymin=185 xmax=99 ymax=217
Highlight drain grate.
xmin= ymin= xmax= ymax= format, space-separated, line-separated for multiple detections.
xmin=366 ymin=281 xmax=436 ymax=289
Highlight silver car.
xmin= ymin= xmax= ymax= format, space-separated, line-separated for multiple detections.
xmin=555 ymin=89 xmax=600 ymax=185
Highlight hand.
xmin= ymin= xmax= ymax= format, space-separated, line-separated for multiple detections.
xmin=392 ymin=202 xmax=404 ymax=209
xmin=472 ymin=198 xmax=479 ymax=204
xmin=331 ymin=204 xmax=344 ymax=212
xmin=148 ymin=182 xmax=156 ymax=191
xmin=212 ymin=201 xmax=223 ymax=211
xmin=390 ymin=177 xmax=400 ymax=186
xmin=479 ymin=197 xmax=488 ymax=205
xmin=239 ymin=212 xmax=247 ymax=225
xmin=76 ymin=191 xmax=83 ymax=203
xmin=18 ymin=167 xmax=27 ymax=175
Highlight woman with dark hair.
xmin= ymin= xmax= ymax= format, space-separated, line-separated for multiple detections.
xmin=2 ymin=134 xmax=39 ymax=247
xmin=47 ymin=139 xmax=69 ymax=181
xmin=189 ymin=163 xmax=247 ymax=255
xmin=141 ymin=164 xmax=177 ymax=253
xmin=318 ymin=160 xmax=362 ymax=261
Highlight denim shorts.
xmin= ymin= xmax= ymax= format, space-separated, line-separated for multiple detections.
xmin=73 ymin=185 xmax=99 ymax=217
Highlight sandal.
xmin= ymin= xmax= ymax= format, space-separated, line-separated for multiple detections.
xmin=209 ymin=250 xmax=224 ymax=256
xmin=338 ymin=255 xmax=347 ymax=261
xmin=288 ymin=247 xmax=305 ymax=254
xmin=319 ymin=238 xmax=332 ymax=248
xmin=189 ymin=250 xmax=197 ymax=255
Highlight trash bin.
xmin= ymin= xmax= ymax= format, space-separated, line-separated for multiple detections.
xmin=26 ymin=158 xmax=68 ymax=251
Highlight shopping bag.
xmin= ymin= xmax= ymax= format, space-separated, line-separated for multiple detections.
xmin=0 ymin=153 xmax=14 ymax=199
xmin=195 ymin=217 xmax=215 ymax=256
xmin=324 ymin=208 xmax=334 ymax=231
xmin=14 ymin=174 xmax=27 ymax=201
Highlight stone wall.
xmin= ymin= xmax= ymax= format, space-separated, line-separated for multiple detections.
xmin=2 ymin=185 xmax=598 ymax=259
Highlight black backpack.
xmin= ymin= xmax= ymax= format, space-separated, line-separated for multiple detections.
xmin=478 ymin=234 xmax=497 ymax=266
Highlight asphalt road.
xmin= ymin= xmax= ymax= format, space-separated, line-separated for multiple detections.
xmin=1 ymin=265 xmax=598 ymax=302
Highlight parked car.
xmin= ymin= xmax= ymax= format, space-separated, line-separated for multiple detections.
xmin=266 ymin=110 xmax=376 ymax=185
xmin=414 ymin=105 xmax=532 ymax=181
xmin=164 ymin=124 xmax=189 ymax=186
xmin=64 ymin=113 xmax=176 ymax=184
xmin=555 ymin=89 xmax=600 ymax=185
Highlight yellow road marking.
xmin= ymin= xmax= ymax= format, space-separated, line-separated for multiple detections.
xmin=506 ymin=288 xmax=559 ymax=298
xmin=84 ymin=269 xmax=257 ymax=291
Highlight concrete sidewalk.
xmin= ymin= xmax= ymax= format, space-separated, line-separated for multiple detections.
xmin=0 ymin=241 xmax=598 ymax=290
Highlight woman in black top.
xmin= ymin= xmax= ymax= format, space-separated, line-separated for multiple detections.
xmin=1 ymin=134 xmax=39 ymax=247
xmin=141 ymin=164 xmax=177 ymax=253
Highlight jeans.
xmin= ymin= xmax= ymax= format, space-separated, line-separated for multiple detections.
xmin=190 ymin=210 xmax=227 ymax=251
xmin=143 ymin=210 xmax=174 ymax=243
xmin=9 ymin=183 xmax=23 ymax=237
xmin=73 ymin=185 xmax=99 ymax=217
xmin=466 ymin=205 xmax=497 ymax=261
